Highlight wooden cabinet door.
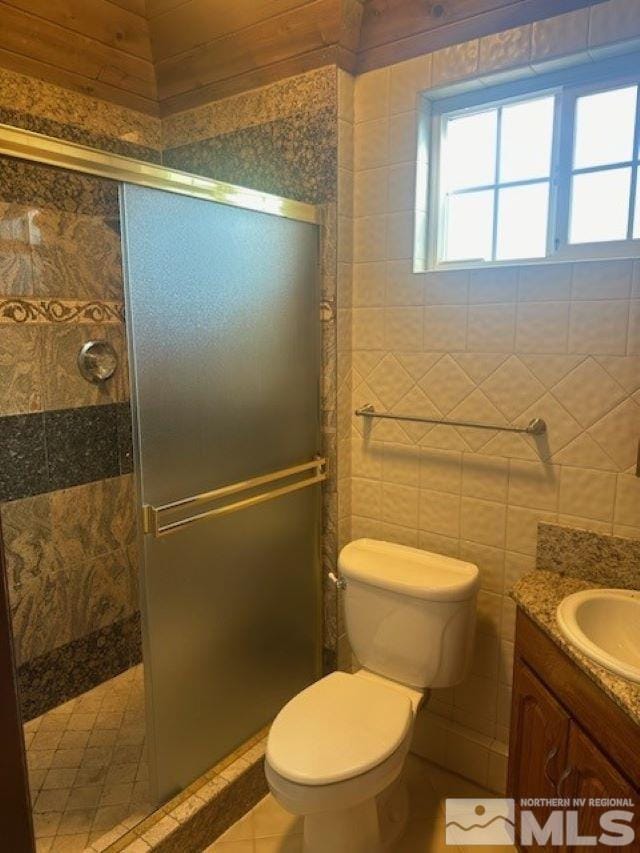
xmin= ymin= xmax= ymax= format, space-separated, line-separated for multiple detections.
xmin=508 ymin=660 xmax=571 ymax=850
xmin=563 ymin=723 xmax=639 ymax=852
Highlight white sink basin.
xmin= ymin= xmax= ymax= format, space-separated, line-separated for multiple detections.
xmin=557 ymin=589 xmax=640 ymax=684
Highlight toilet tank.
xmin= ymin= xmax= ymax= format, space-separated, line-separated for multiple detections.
xmin=338 ymin=539 xmax=479 ymax=689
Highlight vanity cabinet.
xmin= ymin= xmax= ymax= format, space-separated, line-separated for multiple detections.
xmin=508 ymin=610 xmax=640 ymax=851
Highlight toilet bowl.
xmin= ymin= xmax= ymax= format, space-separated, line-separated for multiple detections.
xmin=265 ymin=539 xmax=479 ymax=853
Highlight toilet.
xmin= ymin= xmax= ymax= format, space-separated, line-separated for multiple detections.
xmin=265 ymin=538 xmax=479 ymax=853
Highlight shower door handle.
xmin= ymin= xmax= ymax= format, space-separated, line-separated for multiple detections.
xmin=142 ymin=456 xmax=326 ymax=538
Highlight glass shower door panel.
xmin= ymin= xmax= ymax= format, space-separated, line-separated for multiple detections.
xmin=120 ymin=185 xmax=321 ymax=802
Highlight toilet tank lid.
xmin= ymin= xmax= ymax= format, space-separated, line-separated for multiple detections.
xmin=338 ymin=539 xmax=479 ymax=601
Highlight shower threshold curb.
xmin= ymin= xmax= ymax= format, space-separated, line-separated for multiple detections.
xmin=95 ymin=728 xmax=269 ymax=853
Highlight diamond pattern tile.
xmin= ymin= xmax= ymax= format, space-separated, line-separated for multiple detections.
xmin=519 ymin=393 xmax=583 ymax=460
xmin=396 ymin=352 xmax=443 ymax=381
xmin=481 ymin=356 xmax=546 ymax=421
xmin=367 ymin=353 xmax=414 ymax=408
xmin=552 ymin=433 xmax=619 ymax=472
xmin=520 ymin=354 xmax=584 ymax=387
xmin=596 ymin=356 xmax=640 ymax=394
xmin=448 ymin=389 xmax=505 ymax=451
xmin=552 ymin=358 xmax=626 ymax=428
xmin=451 ymin=353 xmax=508 ymax=384
xmin=24 ymin=665 xmax=150 ymax=853
xmin=419 ymin=355 xmax=475 ymax=414
xmin=589 ymin=398 xmax=640 ymax=472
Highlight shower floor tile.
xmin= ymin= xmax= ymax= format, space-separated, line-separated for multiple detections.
xmin=24 ymin=664 xmax=152 ymax=852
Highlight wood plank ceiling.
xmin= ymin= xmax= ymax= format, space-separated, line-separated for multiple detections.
xmin=0 ymin=0 xmax=601 ymax=118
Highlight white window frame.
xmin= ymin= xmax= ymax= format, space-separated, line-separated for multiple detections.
xmin=424 ymin=54 xmax=640 ymax=271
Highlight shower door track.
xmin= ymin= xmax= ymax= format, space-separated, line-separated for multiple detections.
xmin=0 ymin=123 xmax=318 ymax=224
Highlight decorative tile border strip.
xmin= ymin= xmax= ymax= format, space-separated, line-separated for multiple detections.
xmin=0 ymin=298 xmax=124 ymax=324
xmin=98 ymin=730 xmax=269 ymax=852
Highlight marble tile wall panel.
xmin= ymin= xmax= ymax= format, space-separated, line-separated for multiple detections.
xmin=116 ymin=401 xmax=134 ymax=475
xmin=0 ymin=325 xmax=42 ymax=414
xmin=2 ymin=473 xmax=137 ymax=591
xmin=0 ymin=157 xmax=119 ymax=218
xmin=0 ymin=105 xmax=161 ymax=163
xmin=42 ymin=324 xmax=129 ymax=412
xmin=0 ymin=322 xmax=127 ymax=419
xmin=29 ymin=207 xmax=123 ymax=300
xmin=3 ymin=475 xmax=138 ymax=663
xmin=10 ymin=543 xmax=138 ymax=666
xmin=17 ymin=612 xmax=141 ymax=721
xmin=0 ymin=403 xmax=132 ymax=502
xmin=162 ymin=66 xmax=336 ymax=149
xmin=0 ymin=412 xmax=48 ymax=501
xmin=46 ymin=405 xmax=121 ymax=491
xmin=0 ymin=67 xmax=161 ymax=160
xmin=164 ymin=105 xmax=337 ymax=205
xmin=0 ymin=201 xmax=33 ymax=295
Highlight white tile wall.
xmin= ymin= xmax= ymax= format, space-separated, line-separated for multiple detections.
xmin=340 ymin=0 xmax=640 ymax=790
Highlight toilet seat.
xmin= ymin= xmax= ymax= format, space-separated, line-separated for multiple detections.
xmin=265 ymin=724 xmax=412 ymax=817
xmin=267 ymin=671 xmax=413 ymax=786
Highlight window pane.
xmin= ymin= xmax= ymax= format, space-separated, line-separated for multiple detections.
xmin=500 ymin=96 xmax=555 ymax=182
xmin=496 ymin=183 xmax=549 ymax=260
xmin=634 ymin=179 xmax=640 ymax=239
xmin=443 ymin=190 xmax=494 ymax=261
xmin=574 ymin=86 xmax=637 ymax=168
xmin=570 ymin=167 xmax=631 ymax=243
xmin=443 ymin=110 xmax=497 ymax=190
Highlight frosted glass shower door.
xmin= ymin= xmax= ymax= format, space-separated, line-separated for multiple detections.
xmin=120 ymin=184 xmax=321 ymax=803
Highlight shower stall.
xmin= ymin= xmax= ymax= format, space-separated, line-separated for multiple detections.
xmin=0 ymin=125 xmax=323 ymax=848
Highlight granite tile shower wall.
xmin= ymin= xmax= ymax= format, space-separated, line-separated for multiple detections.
xmin=0 ymin=159 xmax=141 ymax=719
xmin=163 ymin=66 xmax=346 ymax=671
xmin=0 ymin=67 xmax=162 ymax=161
xmin=344 ymin=0 xmax=640 ymax=793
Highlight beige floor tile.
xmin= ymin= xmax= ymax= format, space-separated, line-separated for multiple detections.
xmin=208 ymin=841 xmax=254 ymax=852
xmin=254 ymin=836 xmax=303 ymax=853
xmin=425 ymin=763 xmax=491 ymax=802
xmin=24 ymin=665 xmax=152 ymax=853
xmin=42 ymin=768 xmax=78 ymax=790
xmin=49 ymin=833 xmax=89 ymax=852
xmin=252 ymin=795 xmax=303 ymax=838
xmin=395 ymin=815 xmax=457 ymax=853
xmin=32 ymin=811 xmax=62 ymax=839
xmin=57 ymin=808 xmax=95 ymax=835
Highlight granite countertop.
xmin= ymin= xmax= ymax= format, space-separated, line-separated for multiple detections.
xmin=512 ymin=569 xmax=640 ymax=728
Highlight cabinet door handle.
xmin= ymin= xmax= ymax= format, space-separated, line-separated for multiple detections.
xmin=557 ymin=765 xmax=574 ymax=796
xmin=543 ymin=746 xmax=559 ymax=788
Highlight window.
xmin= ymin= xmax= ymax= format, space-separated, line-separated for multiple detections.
xmin=426 ymin=61 xmax=640 ymax=269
